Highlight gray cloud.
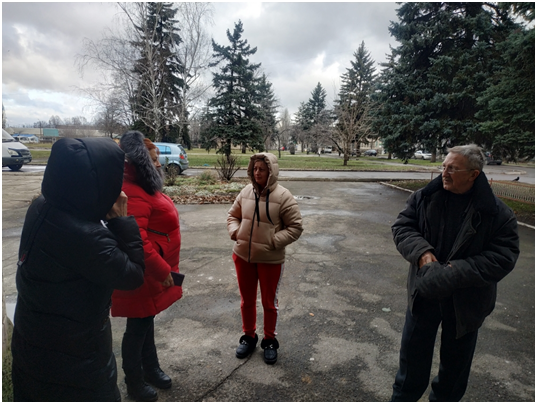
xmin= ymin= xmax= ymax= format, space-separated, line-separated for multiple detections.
xmin=210 ymin=2 xmax=399 ymax=114
xmin=2 ymin=2 xmax=399 ymax=126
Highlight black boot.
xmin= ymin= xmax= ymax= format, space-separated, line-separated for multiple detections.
xmin=125 ymin=373 xmax=158 ymax=402
xmin=144 ymin=366 xmax=172 ymax=390
xmin=236 ymin=334 xmax=258 ymax=359
xmin=261 ymin=338 xmax=279 ymax=365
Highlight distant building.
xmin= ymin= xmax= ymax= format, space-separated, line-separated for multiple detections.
xmin=13 ymin=134 xmax=39 ymax=143
xmin=43 ymin=128 xmax=60 ymax=142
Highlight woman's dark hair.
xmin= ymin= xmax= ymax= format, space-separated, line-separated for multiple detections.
xmin=120 ymin=130 xmax=163 ymax=195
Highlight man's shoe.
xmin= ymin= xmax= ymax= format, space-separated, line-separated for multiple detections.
xmin=235 ymin=334 xmax=258 ymax=359
xmin=144 ymin=367 xmax=172 ymax=389
xmin=125 ymin=378 xmax=158 ymax=402
xmin=261 ymin=338 xmax=279 ymax=365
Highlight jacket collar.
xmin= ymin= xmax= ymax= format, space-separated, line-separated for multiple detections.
xmin=422 ymin=171 xmax=498 ymax=216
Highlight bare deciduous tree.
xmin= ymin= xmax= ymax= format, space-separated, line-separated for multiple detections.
xmin=330 ymin=101 xmax=375 ymax=165
xmin=77 ymin=2 xmax=214 ymax=143
xmin=175 ymin=3 xmax=214 ymax=135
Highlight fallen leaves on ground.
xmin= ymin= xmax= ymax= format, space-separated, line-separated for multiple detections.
xmin=169 ymin=193 xmax=240 ymax=205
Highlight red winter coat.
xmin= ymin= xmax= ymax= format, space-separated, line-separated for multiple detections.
xmin=111 ymin=165 xmax=182 ymax=318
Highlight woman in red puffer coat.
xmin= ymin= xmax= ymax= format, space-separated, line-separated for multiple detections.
xmin=111 ymin=131 xmax=182 ymax=402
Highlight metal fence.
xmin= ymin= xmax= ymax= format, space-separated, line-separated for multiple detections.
xmin=489 ymin=180 xmax=535 ymax=204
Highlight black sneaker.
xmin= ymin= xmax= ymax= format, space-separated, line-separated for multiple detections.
xmin=261 ymin=338 xmax=279 ymax=365
xmin=235 ymin=334 xmax=258 ymax=359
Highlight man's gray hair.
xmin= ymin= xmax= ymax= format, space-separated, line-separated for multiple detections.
xmin=447 ymin=144 xmax=485 ymax=171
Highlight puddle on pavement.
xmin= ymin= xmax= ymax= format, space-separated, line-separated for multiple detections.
xmin=300 ymin=209 xmax=362 ymax=218
xmin=336 ymin=185 xmax=383 ymax=197
xmin=301 ymin=234 xmax=345 ymax=250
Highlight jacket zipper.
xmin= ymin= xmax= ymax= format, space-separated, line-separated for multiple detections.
xmin=147 ymin=228 xmax=170 ymax=242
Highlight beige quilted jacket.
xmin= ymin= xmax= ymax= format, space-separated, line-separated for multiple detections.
xmin=227 ymin=153 xmax=303 ymax=264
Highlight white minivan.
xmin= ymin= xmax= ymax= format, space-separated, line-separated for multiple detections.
xmin=2 ymin=129 xmax=32 ymax=171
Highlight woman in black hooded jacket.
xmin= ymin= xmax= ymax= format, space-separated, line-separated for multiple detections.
xmin=11 ymin=137 xmax=146 ymax=401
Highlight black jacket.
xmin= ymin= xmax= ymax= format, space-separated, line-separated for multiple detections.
xmin=392 ymin=172 xmax=519 ymax=338
xmin=11 ymin=138 xmax=145 ymax=401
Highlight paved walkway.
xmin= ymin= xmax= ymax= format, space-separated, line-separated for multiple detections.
xmin=2 ymin=172 xmax=534 ymax=402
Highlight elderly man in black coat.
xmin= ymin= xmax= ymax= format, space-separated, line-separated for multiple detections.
xmin=11 ymin=137 xmax=146 ymax=401
xmin=390 ymin=145 xmax=519 ymax=402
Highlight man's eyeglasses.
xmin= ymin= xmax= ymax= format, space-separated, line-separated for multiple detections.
xmin=441 ymin=167 xmax=471 ymax=175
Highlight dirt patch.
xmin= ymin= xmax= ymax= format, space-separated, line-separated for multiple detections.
xmin=169 ymin=193 xmax=239 ymax=205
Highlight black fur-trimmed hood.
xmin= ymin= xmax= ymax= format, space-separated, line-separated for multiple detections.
xmin=120 ymin=131 xmax=163 ymax=195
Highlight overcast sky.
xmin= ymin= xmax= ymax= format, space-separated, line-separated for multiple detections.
xmin=2 ymin=2 xmax=399 ymax=127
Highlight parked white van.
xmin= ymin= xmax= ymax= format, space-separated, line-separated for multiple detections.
xmin=2 ymin=129 xmax=32 ymax=171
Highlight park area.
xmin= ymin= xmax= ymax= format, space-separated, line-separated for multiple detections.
xmin=23 ymin=144 xmax=536 ymax=226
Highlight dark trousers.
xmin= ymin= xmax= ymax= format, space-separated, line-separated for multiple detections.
xmin=122 ymin=316 xmax=158 ymax=380
xmin=391 ymin=297 xmax=479 ymax=402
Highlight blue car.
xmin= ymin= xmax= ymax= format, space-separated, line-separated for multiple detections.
xmin=154 ymin=142 xmax=189 ymax=174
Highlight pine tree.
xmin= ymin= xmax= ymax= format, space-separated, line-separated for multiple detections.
xmin=300 ymin=83 xmax=332 ymax=153
xmin=334 ymin=41 xmax=377 ymax=164
xmin=256 ymin=73 xmax=279 ymax=152
xmin=477 ymin=4 xmax=535 ymax=161
xmin=206 ymin=20 xmax=264 ymax=159
xmin=308 ymin=82 xmax=328 ymax=125
xmin=132 ymin=2 xmax=186 ymax=141
xmin=374 ymin=3 xmax=517 ymax=162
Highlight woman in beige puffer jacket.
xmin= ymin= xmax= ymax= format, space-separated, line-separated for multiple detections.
xmin=227 ymin=152 xmax=303 ymax=365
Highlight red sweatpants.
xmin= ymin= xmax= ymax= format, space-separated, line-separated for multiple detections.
xmin=233 ymin=253 xmax=284 ymax=340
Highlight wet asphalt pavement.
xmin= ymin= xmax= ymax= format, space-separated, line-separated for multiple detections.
xmin=2 ymin=171 xmax=534 ymax=402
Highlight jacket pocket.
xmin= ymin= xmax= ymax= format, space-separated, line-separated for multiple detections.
xmin=269 ymin=228 xmax=276 ymax=249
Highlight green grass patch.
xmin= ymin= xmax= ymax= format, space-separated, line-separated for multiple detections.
xmin=387 ymin=180 xmax=430 ymax=191
xmin=26 ymin=144 xmax=52 ymax=150
xmin=187 ymin=149 xmax=441 ymax=171
xmin=26 ymin=145 xmax=443 ymax=171
xmin=28 ymin=150 xmax=51 ymax=160
xmin=501 ymin=199 xmax=535 ymax=225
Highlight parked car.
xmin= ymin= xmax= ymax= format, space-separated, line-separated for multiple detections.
xmin=2 ymin=129 xmax=32 ymax=171
xmin=323 ymin=146 xmax=332 ymax=154
xmin=14 ymin=134 xmax=39 ymax=143
xmin=413 ymin=150 xmax=432 ymax=160
xmin=154 ymin=142 xmax=189 ymax=174
xmin=484 ymin=151 xmax=502 ymax=165
xmin=363 ymin=149 xmax=377 ymax=156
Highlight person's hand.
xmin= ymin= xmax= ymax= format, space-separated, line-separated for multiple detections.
xmin=161 ymin=273 xmax=174 ymax=288
xmin=416 ymin=261 xmax=453 ymax=299
xmin=418 ymin=251 xmax=437 ymax=269
xmin=106 ymin=191 xmax=128 ymax=220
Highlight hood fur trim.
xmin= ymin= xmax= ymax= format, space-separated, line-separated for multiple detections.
xmin=120 ymin=131 xmax=163 ymax=195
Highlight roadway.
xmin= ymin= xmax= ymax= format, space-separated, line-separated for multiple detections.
xmin=8 ymin=162 xmax=534 ymax=184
